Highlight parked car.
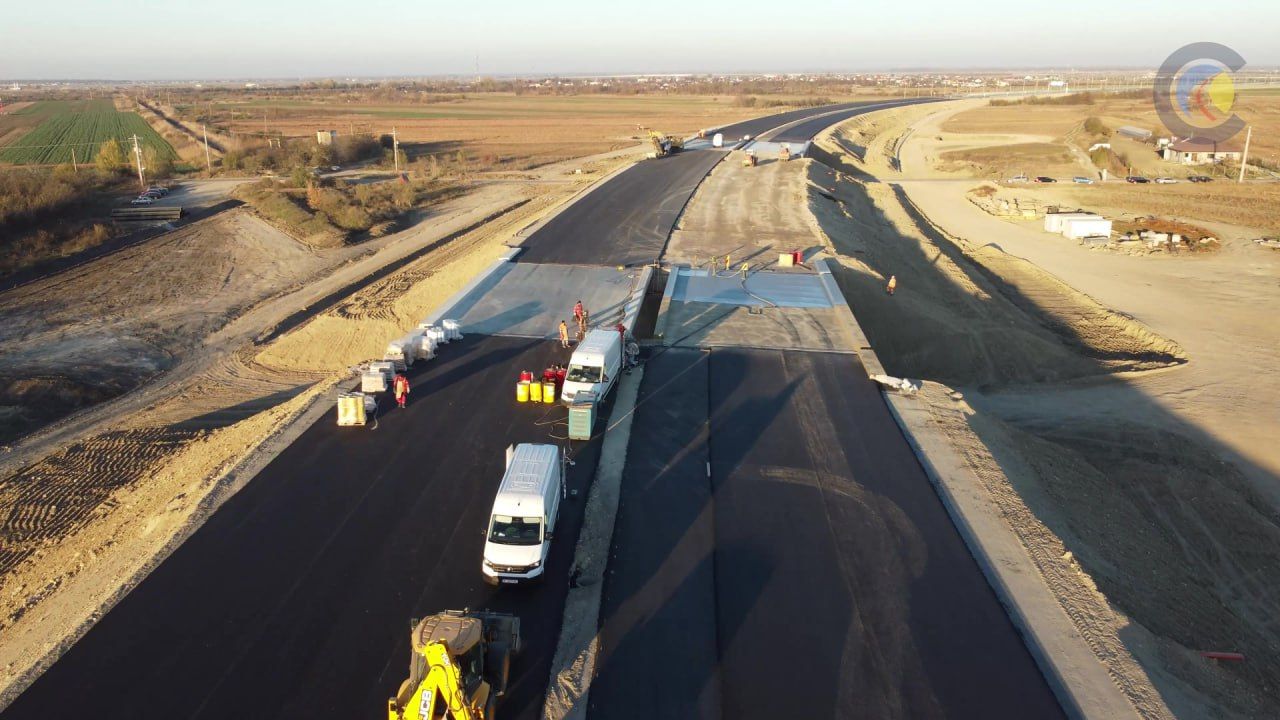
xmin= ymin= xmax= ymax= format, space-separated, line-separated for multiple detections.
xmin=147 ymin=186 xmax=170 ymax=195
xmin=1072 ymin=176 xmax=1094 ymax=184
xmin=142 ymin=190 xmax=164 ymax=198
xmin=131 ymin=196 xmax=155 ymax=205
xmin=329 ymin=165 xmax=341 ymax=172
xmin=1189 ymin=175 xmax=1214 ymax=183
xmin=1034 ymin=176 xmax=1057 ymax=183
xmin=1126 ymin=176 xmax=1150 ymax=184
xmin=1154 ymin=177 xmax=1179 ymax=184
xmin=1008 ymin=174 xmax=1029 ymax=183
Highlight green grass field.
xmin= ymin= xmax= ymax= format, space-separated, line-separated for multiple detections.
xmin=0 ymin=99 xmax=177 ymax=165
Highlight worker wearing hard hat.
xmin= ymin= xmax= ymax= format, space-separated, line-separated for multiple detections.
xmin=886 ymin=274 xmax=897 ymax=296
xmin=558 ymin=320 xmax=571 ymax=349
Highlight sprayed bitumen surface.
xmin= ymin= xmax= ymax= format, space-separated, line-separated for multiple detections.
xmin=2 ymin=336 xmax=611 ymax=720
xmin=591 ymin=348 xmax=1066 ymax=720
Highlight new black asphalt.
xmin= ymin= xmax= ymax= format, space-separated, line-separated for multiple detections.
xmin=2 ymin=336 xmax=609 ymax=720
xmin=591 ymin=348 xmax=1066 ymax=719
xmin=516 ymin=150 xmax=725 ymax=267
xmin=767 ymin=98 xmax=943 ymax=144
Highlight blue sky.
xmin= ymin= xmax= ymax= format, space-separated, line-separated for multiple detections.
xmin=2 ymin=0 xmax=1278 ymax=79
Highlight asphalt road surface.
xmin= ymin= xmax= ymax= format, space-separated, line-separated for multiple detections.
xmin=4 ymin=98 xmax=957 ymax=720
xmin=716 ymin=100 xmax=885 ymax=141
xmin=3 ymin=336 xmax=611 ymax=720
xmin=767 ymin=98 xmax=942 ymax=144
xmin=517 ymin=99 xmax=937 ymax=268
xmin=516 ymin=150 xmax=724 ymax=267
xmin=591 ymin=348 xmax=1065 ymax=720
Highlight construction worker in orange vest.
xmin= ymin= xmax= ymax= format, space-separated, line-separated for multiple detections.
xmin=558 ymin=320 xmax=571 ymax=349
xmin=886 ymin=274 xmax=898 ymax=296
xmin=393 ymin=373 xmax=410 ymax=409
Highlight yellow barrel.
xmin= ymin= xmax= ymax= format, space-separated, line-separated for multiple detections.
xmin=543 ymin=381 xmax=556 ymax=404
xmin=529 ymin=379 xmax=543 ymax=403
xmin=516 ymin=381 xmax=530 ymax=403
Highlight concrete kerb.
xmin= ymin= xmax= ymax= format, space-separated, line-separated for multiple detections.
xmin=652 ymin=264 xmax=684 ymax=343
xmin=543 ymin=365 xmax=645 ymax=720
xmin=825 ymin=267 xmax=1137 ymax=720
xmin=619 ymin=265 xmax=653 ymax=336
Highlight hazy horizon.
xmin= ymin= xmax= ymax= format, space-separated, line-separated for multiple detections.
xmin=3 ymin=0 xmax=1279 ymax=81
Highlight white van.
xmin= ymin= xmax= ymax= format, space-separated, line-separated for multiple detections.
xmin=560 ymin=328 xmax=622 ymax=404
xmin=482 ymin=443 xmax=564 ymax=586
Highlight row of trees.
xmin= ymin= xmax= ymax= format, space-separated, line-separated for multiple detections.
xmin=94 ymin=138 xmax=174 ymax=178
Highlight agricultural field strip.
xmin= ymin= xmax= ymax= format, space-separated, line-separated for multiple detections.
xmin=0 ymin=100 xmax=176 ymax=165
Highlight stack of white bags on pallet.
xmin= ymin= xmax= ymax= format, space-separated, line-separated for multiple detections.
xmin=341 ymin=321 xmax=464 ymax=427
xmin=383 ymin=318 xmax=463 ymax=371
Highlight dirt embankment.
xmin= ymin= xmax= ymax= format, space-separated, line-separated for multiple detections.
xmin=801 ymin=160 xmax=1183 ymax=388
xmin=0 ymin=210 xmax=328 ymax=445
xmin=810 ymin=107 xmax=1280 ymax=718
xmin=258 ymin=177 xmax=603 ymax=373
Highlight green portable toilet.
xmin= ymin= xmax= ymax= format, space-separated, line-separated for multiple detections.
xmin=568 ymin=390 xmax=597 ymax=441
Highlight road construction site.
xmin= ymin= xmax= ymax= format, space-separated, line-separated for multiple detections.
xmin=2 ymin=99 xmax=1081 ymax=719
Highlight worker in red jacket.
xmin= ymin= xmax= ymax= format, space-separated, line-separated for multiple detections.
xmin=393 ymin=373 xmax=410 ymax=409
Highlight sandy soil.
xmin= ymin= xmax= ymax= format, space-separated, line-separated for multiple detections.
xmin=666 ymin=154 xmax=829 ymax=267
xmin=0 ymin=211 xmax=327 ymax=445
xmin=807 ymin=100 xmax=1280 ymax=717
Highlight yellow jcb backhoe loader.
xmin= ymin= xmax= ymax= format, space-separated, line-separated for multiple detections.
xmin=647 ymin=130 xmax=684 ymax=158
xmin=387 ymin=609 xmax=521 ymax=720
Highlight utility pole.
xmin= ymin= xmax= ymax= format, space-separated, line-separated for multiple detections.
xmin=1238 ymin=125 xmax=1253 ymax=183
xmin=202 ymin=124 xmax=212 ymax=171
xmin=392 ymin=126 xmax=400 ymax=173
xmin=71 ymin=147 xmax=78 ymax=172
xmin=131 ymin=134 xmax=147 ymax=190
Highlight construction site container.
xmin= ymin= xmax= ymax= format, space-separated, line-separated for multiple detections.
xmin=427 ymin=326 xmax=448 ymax=346
xmin=568 ymin=390 xmax=597 ymax=440
xmin=529 ymin=379 xmax=543 ymax=403
xmin=542 ymin=381 xmax=556 ymax=404
xmin=361 ymin=371 xmax=388 ymax=393
xmin=516 ymin=381 xmax=530 ymax=403
xmin=1044 ymin=212 xmax=1099 ymax=233
xmin=1062 ymin=217 xmax=1113 ymax=239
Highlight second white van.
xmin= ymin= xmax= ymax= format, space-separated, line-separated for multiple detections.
xmin=482 ymin=443 xmax=564 ymax=586
xmin=560 ymin=328 xmax=622 ymax=404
